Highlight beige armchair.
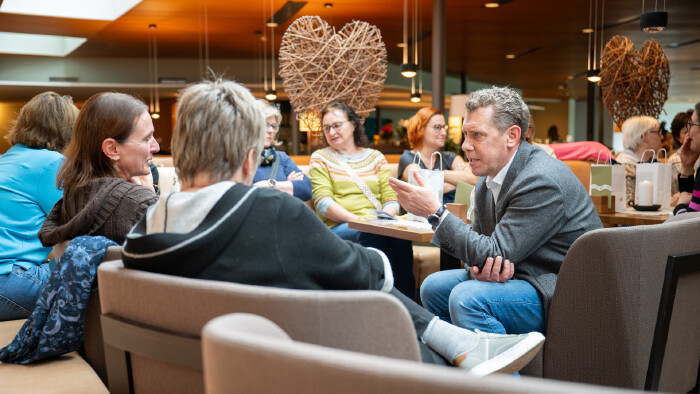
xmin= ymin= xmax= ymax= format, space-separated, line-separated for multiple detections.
xmin=521 ymin=212 xmax=700 ymax=393
xmin=97 ymin=260 xmax=420 ymax=394
xmin=201 ymin=313 xmax=644 ymax=394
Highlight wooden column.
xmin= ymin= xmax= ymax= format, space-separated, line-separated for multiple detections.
xmin=432 ymin=0 xmax=446 ymax=114
xmin=291 ymin=110 xmax=300 ymax=155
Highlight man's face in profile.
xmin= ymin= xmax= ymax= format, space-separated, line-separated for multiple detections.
xmin=461 ymin=106 xmax=514 ymax=178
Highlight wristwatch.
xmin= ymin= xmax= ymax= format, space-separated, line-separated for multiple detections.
xmin=268 ymin=179 xmax=277 ymax=189
xmin=428 ymin=205 xmax=447 ymax=230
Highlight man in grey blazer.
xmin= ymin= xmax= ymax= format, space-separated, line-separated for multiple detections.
xmin=389 ymin=86 xmax=602 ymax=335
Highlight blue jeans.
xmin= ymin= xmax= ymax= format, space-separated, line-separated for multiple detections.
xmin=420 ymin=269 xmax=544 ymax=334
xmin=0 ymin=264 xmax=50 ymax=321
xmin=331 ymin=224 xmax=415 ymax=299
xmin=330 ymin=223 xmax=361 ymax=243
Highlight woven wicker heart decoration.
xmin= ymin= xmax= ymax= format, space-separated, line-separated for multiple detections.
xmin=278 ymin=16 xmax=387 ymax=132
xmin=599 ymin=35 xmax=669 ymax=127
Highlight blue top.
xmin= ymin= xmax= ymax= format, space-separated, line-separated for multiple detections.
xmin=253 ymin=150 xmax=312 ymax=201
xmin=397 ymin=150 xmax=458 ymax=204
xmin=0 ymin=144 xmax=64 ymax=274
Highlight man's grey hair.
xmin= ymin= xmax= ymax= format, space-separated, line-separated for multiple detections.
xmin=621 ymin=115 xmax=659 ymax=153
xmin=464 ymin=86 xmax=530 ymax=140
xmin=172 ymin=79 xmax=266 ymax=185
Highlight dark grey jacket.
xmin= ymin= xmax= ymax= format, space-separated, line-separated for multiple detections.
xmin=433 ymin=142 xmax=602 ymax=318
xmin=121 ymin=184 xmax=392 ymax=292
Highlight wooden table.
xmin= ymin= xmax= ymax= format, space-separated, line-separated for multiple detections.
xmin=348 ymin=219 xmax=464 ymax=271
xmin=598 ymin=211 xmax=670 ymax=227
xmin=348 ymin=219 xmax=434 ymax=243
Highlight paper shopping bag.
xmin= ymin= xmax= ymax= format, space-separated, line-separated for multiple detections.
xmin=590 ymin=164 xmax=625 ymax=211
xmin=635 ymin=162 xmax=672 ymax=209
xmin=632 ymin=150 xmax=672 ymax=209
xmin=407 ymin=152 xmax=444 ymax=222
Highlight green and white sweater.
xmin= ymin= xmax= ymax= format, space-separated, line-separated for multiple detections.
xmin=309 ymin=147 xmax=399 ymax=228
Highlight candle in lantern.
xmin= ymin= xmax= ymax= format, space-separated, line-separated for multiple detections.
xmin=638 ymin=180 xmax=654 ymax=206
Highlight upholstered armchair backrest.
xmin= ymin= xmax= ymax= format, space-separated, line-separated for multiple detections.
xmin=97 ymin=260 xmax=419 ymax=393
xmin=544 ymin=214 xmax=700 ymax=390
xmin=202 ymin=313 xmax=643 ymax=394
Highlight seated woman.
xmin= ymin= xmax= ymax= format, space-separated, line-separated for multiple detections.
xmin=308 ymin=102 xmax=415 ymax=298
xmin=38 ymin=92 xmax=160 ymax=247
xmin=398 ymin=107 xmax=477 ymax=204
xmin=615 ymin=116 xmax=663 ymax=164
xmin=668 ymin=110 xmax=697 ymax=197
xmin=121 ymin=79 xmax=544 ymax=375
xmin=252 ymin=100 xmax=311 ymax=201
xmin=614 ymin=116 xmax=663 ymax=206
xmin=0 ymin=92 xmax=78 ymax=321
xmin=675 ymin=102 xmax=700 ymax=215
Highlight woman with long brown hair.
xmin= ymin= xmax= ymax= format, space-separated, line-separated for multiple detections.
xmin=39 ymin=92 xmax=160 ymax=247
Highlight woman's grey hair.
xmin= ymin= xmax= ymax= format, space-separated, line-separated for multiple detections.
xmin=258 ymin=99 xmax=282 ymax=146
xmin=464 ymin=86 xmax=529 ymax=140
xmin=172 ymin=79 xmax=266 ymax=185
xmin=621 ymin=116 xmax=660 ymax=153
xmin=259 ymin=99 xmax=282 ymax=124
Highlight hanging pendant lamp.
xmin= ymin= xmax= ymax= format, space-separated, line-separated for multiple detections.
xmin=640 ymin=0 xmax=667 ymax=33
xmin=148 ymin=24 xmax=160 ymax=119
xmin=400 ymin=0 xmax=416 ymax=78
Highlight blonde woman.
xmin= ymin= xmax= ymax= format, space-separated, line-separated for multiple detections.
xmin=252 ymin=101 xmax=311 ymax=201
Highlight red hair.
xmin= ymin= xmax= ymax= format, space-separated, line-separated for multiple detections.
xmin=407 ymin=107 xmax=441 ymax=149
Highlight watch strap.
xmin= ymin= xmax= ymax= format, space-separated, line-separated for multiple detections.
xmin=428 ymin=204 xmax=447 ymax=230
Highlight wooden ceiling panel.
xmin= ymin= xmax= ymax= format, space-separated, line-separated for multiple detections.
xmin=0 ymin=0 xmax=698 ymax=100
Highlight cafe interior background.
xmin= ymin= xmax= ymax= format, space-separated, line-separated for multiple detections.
xmin=0 ymin=0 xmax=699 ymax=156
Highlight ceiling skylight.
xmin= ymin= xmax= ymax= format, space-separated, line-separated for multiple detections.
xmin=0 ymin=32 xmax=87 ymax=57
xmin=0 ymin=0 xmax=142 ymax=21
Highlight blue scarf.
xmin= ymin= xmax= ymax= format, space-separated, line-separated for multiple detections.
xmin=260 ymin=147 xmax=277 ymax=167
xmin=0 ymin=236 xmax=117 ymax=364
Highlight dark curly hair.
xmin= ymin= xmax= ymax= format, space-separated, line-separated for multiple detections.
xmin=319 ymin=101 xmax=368 ymax=148
xmin=670 ymin=109 xmax=693 ymax=148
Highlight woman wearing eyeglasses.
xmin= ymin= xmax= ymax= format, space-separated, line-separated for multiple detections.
xmin=309 ymin=101 xmax=415 ymax=298
xmin=675 ymin=103 xmax=700 ymax=215
xmin=0 ymin=92 xmax=78 ymax=321
xmin=668 ymin=110 xmax=698 ymax=198
xmin=615 ymin=116 xmax=663 ymax=165
xmin=398 ymin=107 xmax=477 ymax=204
xmin=252 ymin=101 xmax=311 ymax=201
xmin=613 ymin=116 xmax=664 ymax=206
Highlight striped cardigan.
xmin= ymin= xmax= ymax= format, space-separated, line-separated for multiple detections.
xmin=309 ymin=147 xmax=398 ymax=228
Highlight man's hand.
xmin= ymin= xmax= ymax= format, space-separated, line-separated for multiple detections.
xmin=470 ymin=256 xmax=514 ymax=283
xmin=388 ymin=173 xmax=441 ymax=218
xmin=679 ymin=137 xmax=699 ymax=175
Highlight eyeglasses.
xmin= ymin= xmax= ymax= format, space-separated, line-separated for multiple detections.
xmin=62 ymin=95 xmax=73 ymax=103
xmin=646 ymin=128 xmax=664 ymax=137
xmin=322 ymin=121 xmax=349 ymax=133
xmin=687 ymin=120 xmax=700 ymax=130
xmin=431 ymin=124 xmax=448 ymax=132
xmin=266 ymin=123 xmax=280 ymax=132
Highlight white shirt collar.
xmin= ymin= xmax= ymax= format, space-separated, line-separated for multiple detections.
xmin=485 ymin=151 xmax=517 ymax=204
